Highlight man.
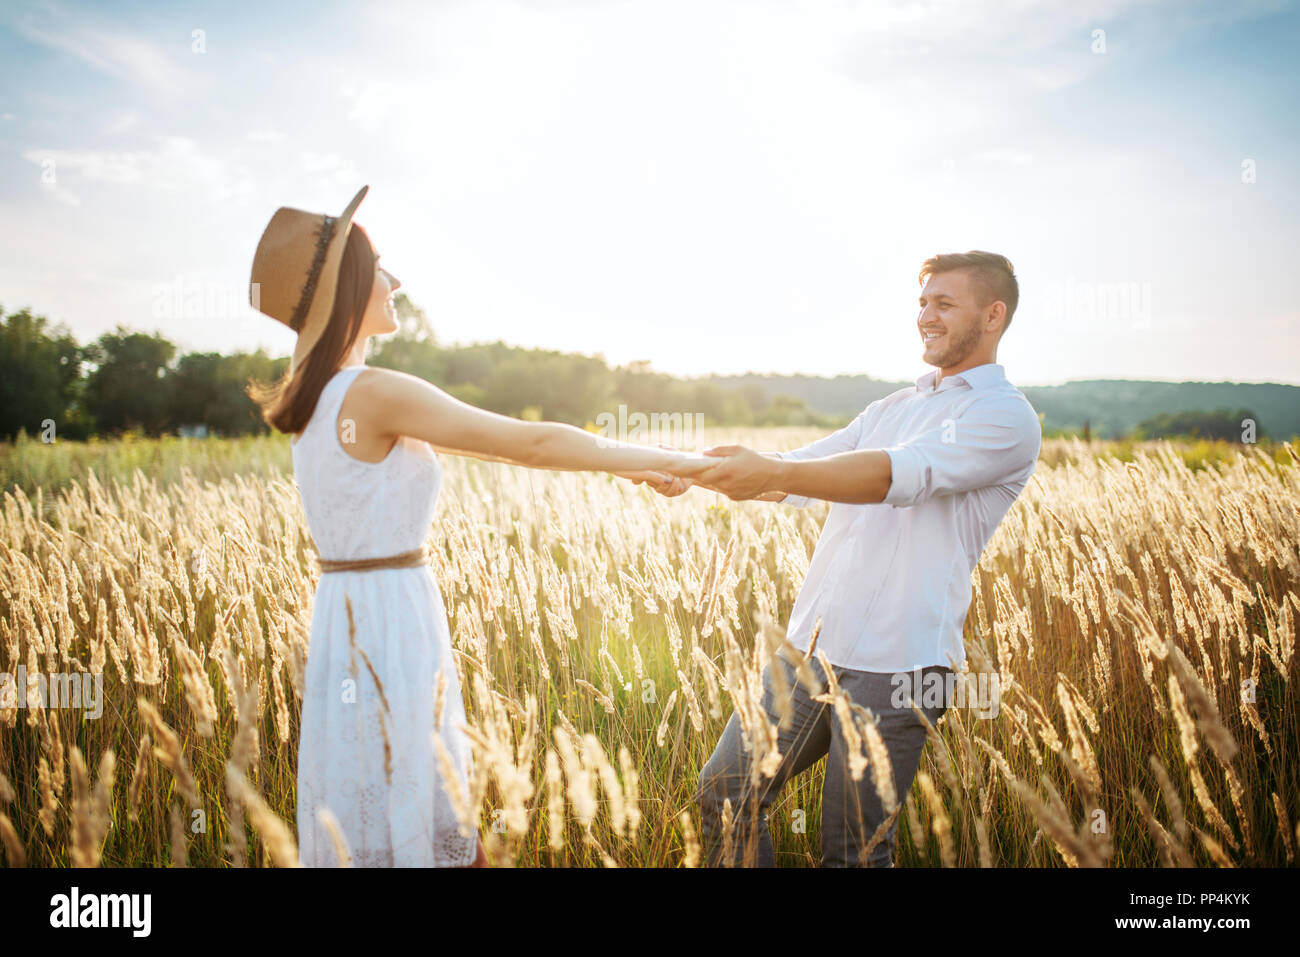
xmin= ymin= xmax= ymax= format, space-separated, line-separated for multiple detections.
xmin=668 ymin=250 xmax=1042 ymax=867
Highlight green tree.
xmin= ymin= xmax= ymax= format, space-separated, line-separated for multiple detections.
xmin=1132 ymin=408 xmax=1264 ymax=441
xmin=168 ymin=350 xmax=286 ymax=436
xmin=83 ymin=328 xmax=177 ymax=435
xmin=0 ymin=307 xmax=88 ymax=440
xmin=758 ymin=393 xmax=825 ymax=426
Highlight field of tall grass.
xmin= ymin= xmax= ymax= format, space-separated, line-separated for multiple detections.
xmin=0 ymin=430 xmax=1297 ymax=867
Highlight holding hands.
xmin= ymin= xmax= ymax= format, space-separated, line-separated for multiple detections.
xmin=615 ymin=468 xmax=694 ymax=497
xmin=618 ymin=444 xmax=784 ymax=501
xmin=613 ymin=443 xmax=698 ymax=497
xmin=668 ymin=445 xmax=784 ymax=500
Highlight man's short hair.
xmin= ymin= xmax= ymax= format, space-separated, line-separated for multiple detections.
xmin=918 ymin=251 xmax=1018 ymax=330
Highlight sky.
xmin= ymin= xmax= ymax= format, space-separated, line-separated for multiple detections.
xmin=1 ymin=0 xmax=1298 ymax=386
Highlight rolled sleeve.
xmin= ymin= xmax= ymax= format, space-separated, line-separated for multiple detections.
xmin=881 ymin=397 xmax=1041 ymax=509
xmin=881 ymin=445 xmax=925 ymax=507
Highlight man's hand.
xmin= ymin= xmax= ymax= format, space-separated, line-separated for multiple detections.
xmin=679 ymin=444 xmax=783 ymax=500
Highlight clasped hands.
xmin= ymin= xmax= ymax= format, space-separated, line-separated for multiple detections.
xmin=618 ymin=444 xmax=780 ymax=501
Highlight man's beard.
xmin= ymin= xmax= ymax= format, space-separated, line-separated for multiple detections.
xmin=931 ymin=321 xmax=982 ymax=367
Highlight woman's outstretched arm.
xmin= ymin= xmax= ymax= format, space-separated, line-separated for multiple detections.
xmin=341 ymin=366 xmax=699 ymax=480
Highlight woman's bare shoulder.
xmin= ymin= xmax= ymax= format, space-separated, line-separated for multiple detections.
xmin=350 ymin=365 xmax=429 ymax=396
xmin=345 ymin=366 xmax=447 ymax=421
xmin=341 ymin=364 xmax=495 ymax=449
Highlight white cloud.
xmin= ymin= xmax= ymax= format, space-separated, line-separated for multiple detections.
xmin=298 ymin=151 xmax=363 ymax=190
xmin=973 ymin=149 xmax=1036 ymax=166
xmin=21 ymin=136 xmax=253 ymax=202
xmin=104 ymin=112 xmax=139 ymax=135
xmin=7 ymin=0 xmax=189 ymax=95
xmin=340 ymin=79 xmax=401 ymax=134
xmin=39 ymin=180 xmax=80 ymax=207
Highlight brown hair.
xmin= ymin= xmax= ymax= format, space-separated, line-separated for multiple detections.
xmin=918 ymin=250 xmax=1019 ymax=330
xmin=249 ymin=223 xmax=377 ymax=433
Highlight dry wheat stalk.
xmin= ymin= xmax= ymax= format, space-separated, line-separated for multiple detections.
xmin=224 ymin=765 xmax=299 ymax=867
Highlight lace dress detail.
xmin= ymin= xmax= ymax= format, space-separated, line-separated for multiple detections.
xmin=292 ymin=366 xmax=477 ymax=867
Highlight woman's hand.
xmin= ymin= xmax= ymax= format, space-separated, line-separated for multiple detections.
xmin=617 ymin=445 xmax=699 ymax=496
xmin=658 ymin=450 xmax=727 ymax=482
xmin=615 ymin=469 xmax=694 ymax=497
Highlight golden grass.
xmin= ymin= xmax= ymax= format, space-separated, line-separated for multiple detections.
xmin=0 ymin=431 xmax=1297 ymax=867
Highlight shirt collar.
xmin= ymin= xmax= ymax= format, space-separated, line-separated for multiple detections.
xmin=915 ymin=362 xmax=1006 ymax=393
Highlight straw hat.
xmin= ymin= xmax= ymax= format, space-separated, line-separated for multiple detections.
xmin=249 ymin=185 xmax=369 ymax=373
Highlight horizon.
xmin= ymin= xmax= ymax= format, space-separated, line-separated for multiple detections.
xmin=6 ymin=299 xmax=1299 ymax=390
xmin=2 ymin=0 xmax=1298 ymax=386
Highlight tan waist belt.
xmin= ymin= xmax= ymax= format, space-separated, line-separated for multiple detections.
xmin=316 ymin=546 xmax=430 ymax=574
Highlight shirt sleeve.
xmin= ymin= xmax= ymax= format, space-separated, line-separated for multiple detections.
xmin=881 ymin=396 xmax=1042 ymax=509
xmin=773 ymin=401 xmax=878 ymax=508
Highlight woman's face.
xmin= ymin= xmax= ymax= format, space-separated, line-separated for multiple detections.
xmin=360 ymin=253 xmax=402 ymax=338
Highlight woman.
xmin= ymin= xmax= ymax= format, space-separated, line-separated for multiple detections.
xmin=248 ymin=185 xmax=696 ymax=867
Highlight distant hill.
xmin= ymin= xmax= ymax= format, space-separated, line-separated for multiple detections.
xmin=707 ymin=373 xmax=1300 ymax=440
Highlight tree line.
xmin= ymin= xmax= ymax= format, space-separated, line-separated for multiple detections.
xmin=1 ymin=297 xmax=1274 ymax=444
xmin=0 ymin=297 xmax=838 ymax=441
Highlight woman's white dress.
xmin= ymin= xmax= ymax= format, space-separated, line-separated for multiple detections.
xmin=291 ymin=365 xmax=476 ymax=867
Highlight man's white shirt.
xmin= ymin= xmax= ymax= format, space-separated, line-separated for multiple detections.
xmin=776 ymin=362 xmax=1041 ymax=673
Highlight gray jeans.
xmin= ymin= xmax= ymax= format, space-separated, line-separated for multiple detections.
xmin=696 ymin=655 xmax=952 ymax=867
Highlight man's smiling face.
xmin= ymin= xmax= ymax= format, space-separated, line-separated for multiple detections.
xmin=916 ymin=269 xmax=987 ymax=369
